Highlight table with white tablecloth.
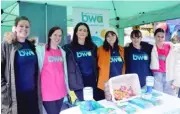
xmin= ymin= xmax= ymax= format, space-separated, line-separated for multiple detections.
xmin=60 ymin=91 xmax=180 ymax=114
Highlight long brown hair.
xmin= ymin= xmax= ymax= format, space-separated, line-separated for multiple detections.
xmin=47 ymin=26 xmax=63 ymax=51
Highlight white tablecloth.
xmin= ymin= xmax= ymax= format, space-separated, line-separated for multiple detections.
xmin=60 ymin=91 xmax=180 ymax=114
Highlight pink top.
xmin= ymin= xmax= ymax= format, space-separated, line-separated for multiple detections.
xmin=41 ymin=47 xmax=67 ymax=101
xmin=153 ymin=43 xmax=170 ymax=73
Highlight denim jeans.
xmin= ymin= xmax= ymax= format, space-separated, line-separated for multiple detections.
xmin=153 ymin=72 xmax=175 ymax=96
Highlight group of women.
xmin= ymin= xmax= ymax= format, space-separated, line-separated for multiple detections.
xmin=1 ymin=16 xmax=179 ymax=114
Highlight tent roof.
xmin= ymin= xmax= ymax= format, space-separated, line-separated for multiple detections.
xmin=1 ymin=1 xmax=180 ymax=28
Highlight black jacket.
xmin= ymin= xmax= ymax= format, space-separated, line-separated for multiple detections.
xmin=62 ymin=43 xmax=98 ymax=91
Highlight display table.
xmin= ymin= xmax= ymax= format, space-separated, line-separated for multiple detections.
xmin=60 ymin=91 xmax=180 ymax=114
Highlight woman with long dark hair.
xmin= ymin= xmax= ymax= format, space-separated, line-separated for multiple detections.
xmin=97 ymin=29 xmax=125 ymax=100
xmin=62 ymin=22 xmax=99 ymax=101
xmin=36 ymin=27 xmax=69 ymax=114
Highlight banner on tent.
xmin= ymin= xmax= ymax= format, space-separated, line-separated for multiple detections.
xmin=73 ymin=7 xmax=109 ymax=47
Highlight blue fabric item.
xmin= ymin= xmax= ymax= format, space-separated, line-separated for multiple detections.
xmin=125 ymin=42 xmax=153 ymax=87
xmin=178 ymin=89 xmax=180 ymax=98
xmin=15 ymin=41 xmax=37 ymax=92
xmin=109 ymin=48 xmax=124 ymax=78
xmin=141 ymin=96 xmax=160 ymax=106
xmin=117 ymin=104 xmax=137 ymax=113
xmin=129 ymin=98 xmax=153 ymax=109
xmin=78 ymin=100 xmax=115 ymax=114
xmin=74 ymin=45 xmax=96 ymax=88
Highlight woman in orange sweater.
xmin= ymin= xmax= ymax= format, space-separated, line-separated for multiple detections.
xmin=97 ymin=29 xmax=125 ymax=100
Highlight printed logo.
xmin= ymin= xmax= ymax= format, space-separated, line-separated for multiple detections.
xmin=81 ymin=12 xmax=103 ymax=24
xmin=76 ymin=51 xmax=92 ymax=58
xmin=18 ymin=49 xmax=35 ymax=57
xmin=110 ymin=56 xmax=122 ymax=63
xmin=48 ymin=56 xmax=63 ymax=62
xmin=132 ymin=54 xmax=148 ymax=61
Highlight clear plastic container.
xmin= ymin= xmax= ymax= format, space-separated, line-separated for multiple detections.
xmin=83 ymin=87 xmax=93 ymax=100
xmin=146 ymin=76 xmax=154 ymax=93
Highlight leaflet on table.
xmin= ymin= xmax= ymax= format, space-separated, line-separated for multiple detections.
xmin=128 ymin=96 xmax=163 ymax=109
xmin=77 ymin=100 xmax=116 ymax=114
xmin=141 ymin=95 xmax=163 ymax=106
xmin=129 ymin=98 xmax=154 ymax=109
xmin=117 ymin=103 xmax=138 ymax=114
xmin=117 ymin=96 xmax=163 ymax=114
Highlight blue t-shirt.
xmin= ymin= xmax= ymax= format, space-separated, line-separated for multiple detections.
xmin=15 ymin=41 xmax=37 ymax=92
xmin=109 ymin=48 xmax=124 ymax=78
xmin=125 ymin=47 xmax=151 ymax=87
xmin=74 ymin=45 xmax=96 ymax=87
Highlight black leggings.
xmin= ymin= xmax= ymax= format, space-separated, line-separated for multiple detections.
xmin=43 ymin=98 xmax=64 ymax=114
xmin=16 ymin=90 xmax=39 ymax=114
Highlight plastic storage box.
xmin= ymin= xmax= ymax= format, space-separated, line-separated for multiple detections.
xmin=104 ymin=73 xmax=141 ymax=104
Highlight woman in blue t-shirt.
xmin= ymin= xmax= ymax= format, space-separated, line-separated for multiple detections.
xmin=97 ymin=29 xmax=125 ymax=100
xmin=1 ymin=16 xmax=40 ymax=114
xmin=62 ymin=22 xmax=100 ymax=101
xmin=125 ymin=30 xmax=153 ymax=87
